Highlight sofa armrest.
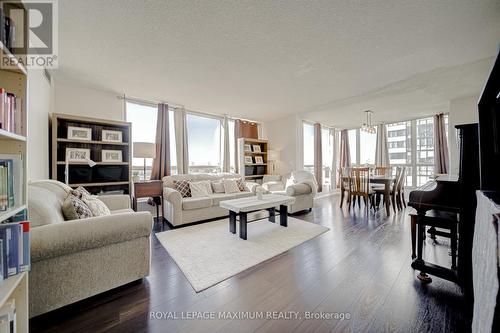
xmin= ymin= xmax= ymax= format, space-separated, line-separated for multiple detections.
xmin=163 ymin=187 xmax=182 ymax=206
xmin=262 ymin=181 xmax=285 ymax=192
xmin=286 ymin=183 xmax=312 ymax=196
xmin=97 ymin=194 xmax=131 ymax=211
xmin=30 ymin=211 xmax=152 ymax=262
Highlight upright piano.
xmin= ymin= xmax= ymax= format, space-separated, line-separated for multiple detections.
xmin=408 ymin=123 xmax=480 ymax=301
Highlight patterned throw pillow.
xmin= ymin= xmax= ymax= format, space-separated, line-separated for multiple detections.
xmin=62 ymin=194 xmax=93 ymax=220
xmin=82 ymin=196 xmax=111 ymax=217
xmin=174 ymin=179 xmax=192 ymax=198
xmin=189 ymin=180 xmax=213 ymax=197
xmin=223 ymin=179 xmax=240 ymax=194
xmin=235 ymin=178 xmax=248 ymax=192
xmin=71 ymin=186 xmax=91 ymax=199
xmin=211 ymin=181 xmax=225 ymax=193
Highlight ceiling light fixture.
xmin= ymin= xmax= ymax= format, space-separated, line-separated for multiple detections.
xmin=361 ymin=110 xmax=376 ymax=134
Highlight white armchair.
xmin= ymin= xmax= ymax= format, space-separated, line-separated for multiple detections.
xmin=261 ymin=171 xmax=318 ymax=213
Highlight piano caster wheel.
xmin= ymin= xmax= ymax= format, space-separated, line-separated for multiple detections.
xmin=417 ymin=272 xmax=432 ymax=283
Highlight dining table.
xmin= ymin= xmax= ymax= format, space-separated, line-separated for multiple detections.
xmin=342 ymin=174 xmax=397 ymax=216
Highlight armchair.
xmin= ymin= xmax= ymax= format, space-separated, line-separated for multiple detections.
xmin=261 ymin=171 xmax=318 ymax=213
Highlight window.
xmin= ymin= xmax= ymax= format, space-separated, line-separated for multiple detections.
xmin=359 ymin=130 xmax=376 ymax=164
xmin=386 ymin=121 xmax=412 ymax=186
xmin=126 ymin=102 xmax=157 ymax=180
xmin=321 ymin=127 xmax=333 ymax=191
xmin=348 ymin=129 xmax=357 ymax=165
xmin=415 ymin=117 xmax=435 ymax=186
xmin=228 ymin=120 xmax=236 ymax=173
xmin=126 ymin=101 xmax=176 ymax=178
xmin=186 ymin=113 xmax=222 ymax=173
xmin=302 ymin=122 xmax=314 ymax=174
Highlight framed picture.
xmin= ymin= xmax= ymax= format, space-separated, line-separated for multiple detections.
xmin=252 ymin=145 xmax=261 ymax=152
xmin=102 ymin=150 xmax=123 ymax=163
xmin=244 ymin=144 xmax=252 ymax=152
xmin=255 ymin=156 xmax=264 ymax=164
xmin=102 ymin=129 xmax=122 ymax=143
xmin=244 ymin=156 xmax=253 ymax=164
xmin=66 ymin=148 xmax=91 ymax=162
xmin=67 ymin=126 xmax=92 ymax=141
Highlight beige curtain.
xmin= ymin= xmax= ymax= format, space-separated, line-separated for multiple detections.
xmin=375 ymin=124 xmax=390 ymax=166
xmin=340 ymin=129 xmax=351 ymax=168
xmin=222 ymin=116 xmax=230 ymax=172
xmin=330 ymin=128 xmax=337 ymax=188
xmin=234 ymin=120 xmax=240 ymax=173
xmin=314 ymin=123 xmax=323 ymax=192
xmin=434 ymin=113 xmax=449 ymax=174
xmin=150 ymin=103 xmax=170 ymax=179
xmin=174 ymin=107 xmax=189 ymax=174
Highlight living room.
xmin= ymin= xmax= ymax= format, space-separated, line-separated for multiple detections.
xmin=0 ymin=1 xmax=499 ymax=332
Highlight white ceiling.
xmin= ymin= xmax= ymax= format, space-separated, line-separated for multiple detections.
xmin=56 ymin=0 xmax=500 ymax=123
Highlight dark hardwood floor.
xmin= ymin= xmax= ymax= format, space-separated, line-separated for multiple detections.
xmin=30 ymin=194 xmax=470 ymax=333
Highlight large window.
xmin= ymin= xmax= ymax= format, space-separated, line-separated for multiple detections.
xmin=348 ymin=129 xmax=357 ymax=165
xmin=126 ymin=102 xmax=176 ymax=179
xmin=321 ymin=128 xmax=334 ymax=191
xmin=415 ymin=117 xmax=434 ymax=186
xmin=387 ymin=121 xmax=412 ymax=186
xmin=359 ymin=130 xmax=376 ymax=164
xmin=303 ymin=122 xmax=314 ymax=174
xmin=186 ymin=113 xmax=222 ymax=173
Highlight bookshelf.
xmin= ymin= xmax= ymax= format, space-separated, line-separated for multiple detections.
xmin=0 ymin=3 xmax=30 ymax=329
xmin=51 ymin=114 xmax=133 ymax=194
xmin=237 ymin=138 xmax=270 ymax=182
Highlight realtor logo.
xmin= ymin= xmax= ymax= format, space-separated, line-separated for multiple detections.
xmin=1 ymin=0 xmax=58 ymax=69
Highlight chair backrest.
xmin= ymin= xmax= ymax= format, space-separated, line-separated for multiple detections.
xmin=350 ymin=167 xmax=370 ymax=195
xmin=397 ymin=166 xmax=406 ymax=192
xmin=391 ymin=167 xmax=402 ymax=193
xmin=374 ymin=166 xmax=390 ymax=177
xmin=340 ymin=167 xmax=350 ymax=190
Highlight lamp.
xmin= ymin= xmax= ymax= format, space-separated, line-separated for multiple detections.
xmin=361 ymin=110 xmax=376 ymax=134
xmin=267 ymin=149 xmax=281 ymax=173
xmin=133 ymin=142 xmax=156 ymax=181
xmin=64 ymin=152 xmax=96 ymax=185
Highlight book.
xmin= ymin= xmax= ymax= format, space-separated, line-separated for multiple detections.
xmin=0 ymin=89 xmax=23 ymax=135
xmin=0 ymin=227 xmax=11 ymax=278
xmin=0 ymin=155 xmax=23 ymax=210
xmin=0 ymin=164 xmax=7 ymax=211
xmin=18 ymin=222 xmax=28 ymax=272
xmin=0 ymin=239 xmax=3 ymax=282
xmin=0 ymin=224 xmax=18 ymax=276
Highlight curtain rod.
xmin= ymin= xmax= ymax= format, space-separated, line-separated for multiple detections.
xmin=117 ymin=95 xmax=261 ymax=124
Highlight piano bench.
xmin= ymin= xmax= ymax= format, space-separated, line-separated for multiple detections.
xmin=410 ymin=210 xmax=459 ymax=270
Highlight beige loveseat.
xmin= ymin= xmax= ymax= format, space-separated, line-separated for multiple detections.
xmin=28 ymin=180 xmax=152 ymax=317
xmin=261 ymin=170 xmax=318 ymax=213
xmin=162 ymin=173 xmax=259 ymax=227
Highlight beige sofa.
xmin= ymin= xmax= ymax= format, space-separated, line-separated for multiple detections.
xmin=162 ymin=173 xmax=259 ymax=227
xmin=28 ymin=180 xmax=152 ymax=317
xmin=261 ymin=170 xmax=318 ymax=213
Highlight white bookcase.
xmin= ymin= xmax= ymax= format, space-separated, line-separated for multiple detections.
xmin=0 ymin=19 xmax=30 ymax=330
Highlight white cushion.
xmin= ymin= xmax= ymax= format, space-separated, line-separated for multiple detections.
xmin=223 ymin=179 xmax=240 ymax=194
xmin=285 ymin=176 xmax=295 ymax=188
xmin=211 ymin=181 xmax=225 ymax=193
xmin=182 ymin=197 xmax=213 ymax=210
xmin=189 ymin=180 xmax=213 ymax=197
xmin=211 ymin=192 xmax=254 ymax=205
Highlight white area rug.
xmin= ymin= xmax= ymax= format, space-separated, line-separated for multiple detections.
xmin=156 ymin=217 xmax=329 ymax=292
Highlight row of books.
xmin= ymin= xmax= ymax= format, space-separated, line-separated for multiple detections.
xmin=0 ymin=154 xmax=22 ymax=212
xmin=0 ymin=88 xmax=23 ymax=136
xmin=0 ymin=8 xmax=15 ymax=52
xmin=0 ymin=210 xmax=30 ymax=280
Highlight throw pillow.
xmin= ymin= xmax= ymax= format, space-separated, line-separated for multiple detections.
xmin=223 ymin=179 xmax=240 ymax=194
xmin=189 ymin=180 xmax=213 ymax=197
xmin=71 ymin=186 xmax=91 ymax=199
xmin=173 ymin=179 xmax=192 ymax=198
xmin=235 ymin=178 xmax=248 ymax=192
xmin=285 ymin=176 xmax=295 ymax=188
xmin=211 ymin=181 xmax=225 ymax=193
xmin=62 ymin=194 xmax=93 ymax=220
xmin=82 ymin=196 xmax=111 ymax=217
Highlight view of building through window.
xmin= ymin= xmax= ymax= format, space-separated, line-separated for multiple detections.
xmin=302 ymin=122 xmax=315 ymax=174
xmin=186 ymin=113 xmax=222 ymax=173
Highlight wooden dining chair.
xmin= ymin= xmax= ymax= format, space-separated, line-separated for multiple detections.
xmin=348 ymin=167 xmax=375 ymax=214
xmin=374 ymin=166 xmax=402 ymax=213
xmin=374 ymin=166 xmax=390 ymax=177
xmin=339 ymin=167 xmax=351 ymax=208
xmin=396 ymin=166 xmax=407 ymax=209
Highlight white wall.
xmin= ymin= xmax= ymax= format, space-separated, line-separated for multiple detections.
xmin=27 ymin=69 xmax=51 ymax=180
xmin=261 ymin=114 xmax=303 ymax=175
xmin=52 ymin=76 xmax=124 ymax=121
xmin=447 ymin=95 xmax=479 ymax=175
